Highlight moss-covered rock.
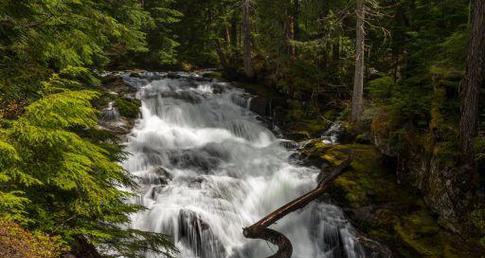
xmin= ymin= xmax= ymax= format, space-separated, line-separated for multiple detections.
xmin=300 ymin=141 xmax=483 ymax=257
xmin=202 ymin=71 xmax=224 ymax=80
xmin=115 ymin=97 xmax=141 ymax=119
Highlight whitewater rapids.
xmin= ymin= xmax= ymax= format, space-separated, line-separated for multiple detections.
xmin=120 ymin=72 xmax=365 ymax=258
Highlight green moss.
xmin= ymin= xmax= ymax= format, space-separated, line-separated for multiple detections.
xmin=333 ymin=175 xmax=367 ymax=206
xmin=470 ymin=209 xmax=485 ymax=233
xmin=394 ymin=209 xmax=443 ymax=257
xmin=115 ymin=97 xmax=141 ymax=119
xmin=305 ymin=143 xmax=477 ymax=257
xmin=94 ymin=92 xmax=141 ymax=120
xmin=202 ymin=71 xmax=223 ymax=80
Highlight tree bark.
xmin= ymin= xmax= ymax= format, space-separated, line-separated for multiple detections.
xmin=293 ymin=0 xmax=300 ymax=41
xmin=242 ymin=0 xmax=255 ymax=78
xmin=231 ymin=12 xmax=239 ymax=49
xmin=460 ymin=0 xmax=485 ymax=172
xmin=225 ymin=25 xmax=231 ymax=46
xmin=215 ymin=40 xmax=229 ymax=71
xmin=243 ymin=157 xmax=352 ymax=258
xmin=287 ymin=0 xmax=300 ymax=59
xmin=351 ymin=0 xmax=366 ymax=122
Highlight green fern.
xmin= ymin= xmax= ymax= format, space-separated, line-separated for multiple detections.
xmin=1 ymin=76 xmax=176 ymax=257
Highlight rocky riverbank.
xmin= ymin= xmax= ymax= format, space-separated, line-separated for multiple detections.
xmin=97 ymin=70 xmax=483 ymax=257
xmin=228 ymin=73 xmax=484 ymax=258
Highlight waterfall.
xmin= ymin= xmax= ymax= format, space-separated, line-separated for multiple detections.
xmin=101 ymin=101 xmax=120 ymax=122
xmin=121 ymin=72 xmax=365 ymax=258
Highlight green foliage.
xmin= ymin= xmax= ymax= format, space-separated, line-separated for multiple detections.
xmin=116 ymin=97 xmax=142 ymax=119
xmin=1 ymin=1 xmax=179 ymax=255
xmin=0 ymin=73 xmax=176 ymax=256
xmin=368 ymin=76 xmax=395 ymax=101
xmin=113 ymin=0 xmax=183 ymax=68
xmin=474 ymin=136 xmax=485 ymax=161
xmin=0 ymin=0 xmax=151 ymax=102
xmin=0 ymin=0 xmax=481 ymax=256
xmin=170 ymin=0 xmax=238 ymax=67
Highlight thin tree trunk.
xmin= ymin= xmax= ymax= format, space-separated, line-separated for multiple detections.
xmin=231 ymin=12 xmax=238 ymax=49
xmin=215 ymin=40 xmax=229 ymax=71
xmin=459 ymin=0 xmax=485 ymax=172
xmin=351 ymin=0 xmax=365 ymax=122
xmin=225 ymin=25 xmax=231 ymax=46
xmin=242 ymin=0 xmax=255 ymax=78
xmin=287 ymin=0 xmax=300 ymax=59
xmin=293 ymin=0 xmax=300 ymax=41
xmin=243 ymin=157 xmax=352 ymax=258
xmin=287 ymin=16 xmax=296 ymax=58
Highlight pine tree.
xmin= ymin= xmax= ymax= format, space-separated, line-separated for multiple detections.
xmin=1 ymin=70 xmax=176 ymax=257
xmin=1 ymin=1 xmax=179 ymax=256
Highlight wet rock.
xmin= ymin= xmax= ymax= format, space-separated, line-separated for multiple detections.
xmin=100 ymin=102 xmax=120 ymax=122
xmin=167 ymin=145 xmax=228 ymax=174
xmin=249 ymin=96 xmax=269 ymax=116
xmin=160 ymin=91 xmax=203 ymax=104
xmin=97 ymin=117 xmax=133 ymax=136
xmin=167 ymin=72 xmax=182 ymax=79
xmin=137 ymin=168 xmax=173 ymax=186
xmin=212 ymin=83 xmax=226 ymax=94
xmin=151 ymin=166 xmax=173 ymax=185
xmin=178 ymin=210 xmax=226 ymax=258
xmin=277 ymin=139 xmax=299 ymax=150
xmin=101 ymin=76 xmax=137 ymax=95
xmin=286 ymin=131 xmax=311 ymax=141
xmin=174 ymin=154 xmax=219 ymax=173
xmin=192 ymin=76 xmax=213 ymax=82
xmin=371 ymin=129 xmax=478 ymax=235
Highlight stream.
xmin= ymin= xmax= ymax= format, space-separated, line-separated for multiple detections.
xmin=119 ymin=72 xmax=365 ymax=258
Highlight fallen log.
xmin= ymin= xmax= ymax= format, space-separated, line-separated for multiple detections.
xmin=243 ymin=156 xmax=352 ymax=258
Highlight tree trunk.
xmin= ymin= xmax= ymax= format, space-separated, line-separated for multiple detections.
xmin=351 ymin=0 xmax=366 ymax=122
xmin=459 ymin=0 xmax=485 ymax=172
xmin=287 ymin=15 xmax=296 ymax=58
xmin=243 ymin=157 xmax=352 ymax=258
xmin=63 ymin=236 xmax=102 ymax=258
xmin=225 ymin=25 xmax=231 ymax=46
xmin=242 ymin=0 xmax=255 ymax=78
xmin=215 ymin=40 xmax=229 ymax=70
xmin=287 ymin=0 xmax=300 ymax=59
xmin=293 ymin=0 xmax=300 ymax=41
xmin=231 ymin=12 xmax=238 ymax=49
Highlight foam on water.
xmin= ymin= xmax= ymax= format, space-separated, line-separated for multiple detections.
xmin=122 ymin=73 xmax=365 ymax=258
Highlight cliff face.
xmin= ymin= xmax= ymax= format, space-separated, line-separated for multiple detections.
xmin=370 ymin=68 xmax=483 ymax=239
xmin=370 ymin=131 xmax=485 ymax=256
xmin=397 ymin=149 xmax=469 ymax=231
xmin=298 ymin=140 xmax=482 ymax=257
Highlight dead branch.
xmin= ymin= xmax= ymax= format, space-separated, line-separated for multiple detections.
xmin=243 ymin=156 xmax=352 ymax=258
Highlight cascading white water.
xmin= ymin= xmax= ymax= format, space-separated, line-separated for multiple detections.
xmin=121 ymin=72 xmax=365 ymax=258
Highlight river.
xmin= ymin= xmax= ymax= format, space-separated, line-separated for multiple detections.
xmin=119 ymin=72 xmax=365 ymax=258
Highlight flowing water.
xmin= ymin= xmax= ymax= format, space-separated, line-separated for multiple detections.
xmin=120 ymin=72 xmax=365 ymax=258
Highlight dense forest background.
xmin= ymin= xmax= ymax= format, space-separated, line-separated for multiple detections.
xmin=0 ymin=0 xmax=483 ymax=257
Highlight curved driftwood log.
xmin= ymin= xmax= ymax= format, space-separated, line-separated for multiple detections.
xmin=243 ymin=156 xmax=352 ymax=258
